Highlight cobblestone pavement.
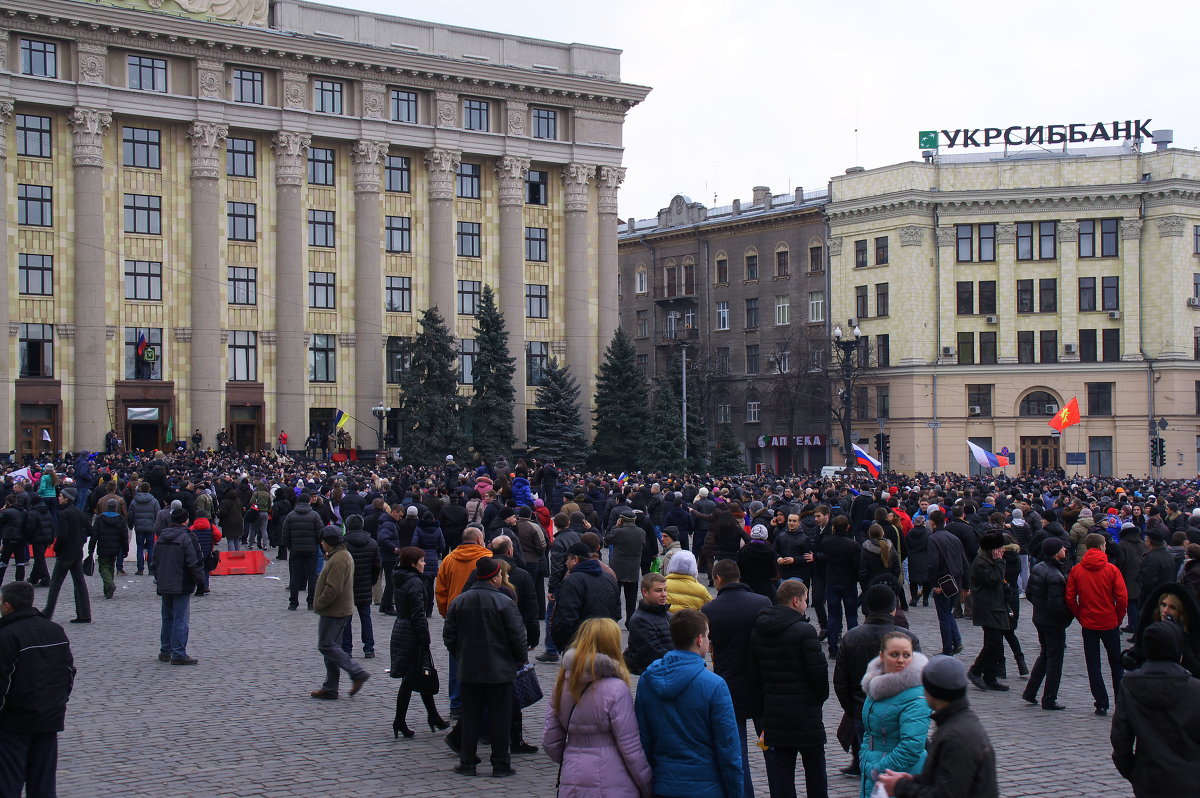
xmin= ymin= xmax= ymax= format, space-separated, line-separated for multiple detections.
xmin=50 ymin=556 xmax=1130 ymax=797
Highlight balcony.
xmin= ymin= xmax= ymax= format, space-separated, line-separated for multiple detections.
xmin=653 ymin=282 xmax=697 ymax=303
xmin=657 ymin=327 xmax=699 ymax=346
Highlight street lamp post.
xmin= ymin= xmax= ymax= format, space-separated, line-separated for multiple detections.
xmin=833 ymin=324 xmax=861 ymax=469
xmin=371 ymin=404 xmax=391 ymax=457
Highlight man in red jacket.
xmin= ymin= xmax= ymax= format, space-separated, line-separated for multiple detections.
xmin=1066 ymin=533 xmax=1128 ymax=716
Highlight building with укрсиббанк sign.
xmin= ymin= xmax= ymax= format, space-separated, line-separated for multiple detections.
xmin=2 ymin=0 xmax=649 ymax=459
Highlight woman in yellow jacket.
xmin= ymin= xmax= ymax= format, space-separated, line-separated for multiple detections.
xmin=665 ymin=550 xmax=712 ymax=612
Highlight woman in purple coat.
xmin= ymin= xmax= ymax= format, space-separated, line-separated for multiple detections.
xmin=543 ymin=617 xmax=653 ymax=798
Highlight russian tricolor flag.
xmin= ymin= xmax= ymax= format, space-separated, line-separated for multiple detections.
xmin=851 ymin=443 xmax=882 ymax=478
xmin=967 ymin=440 xmax=1009 ymax=469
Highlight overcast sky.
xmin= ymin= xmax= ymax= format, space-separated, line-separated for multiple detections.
xmin=336 ymin=0 xmax=1194 ymax=219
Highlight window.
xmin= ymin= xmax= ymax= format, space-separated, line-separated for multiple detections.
xmin=231 ymin=69 xmax=263 ymax=104
xmin=1039 ymin=278 xmax=1057 ymax=313
xmin=809 ymin=245 xmax=824 ymax=272
xmin=776 ymin=249 xmax=790 ymax=277
xmin=877 ymin=334 xmax=890 ymax=368
xmin=18 ymin=254 xmax=52 ymax=296
xmin=18 ymin=185 xmax=52 ymax=227
xmin=875 ymin=283 xmax=889 ymax=317
xmin=978 ymin=281 xmax=997 ymax=315
xmin=1016 ymin=222 xmax=1034 ymax=260
xmin=745 ymin=253 xmax=759 ymax=281
xmin=1080 ymin=329 xmax=1098 ymax=362
xmin=1087 ymin=382 xmax=1114 ymax=416
xmin=459 ymin=339 xmax=479 ymax=384
xmin=715 ymin=257 xmax=729 ymax=284
xmin=1194 ymin=273 xmax=1200 ymax=301
xmin=775 ymin=296 xmax=790 ymax=326
xmin=226 ymin=137 xmax=256 ymax=177
xmin=1079 ymin=220 xmax=1096 ymax=258
xmin=967 ymin=384 xmax=993 ymax=417
xmin=956 ymin=281 xmax=974 ymax=315
xmin=956 ymin=225 xmax=973 ymax=262
xmin=1196 ymin=225 xmax=1200 ymax=255
xmin=875 ymin=236 xmax=889 ymax=265
xmin=462 ymin=99 xmax=489 ymax=131
xmin=121 ymin=127 xmax=160 ymax=170
xmin=18 ymin=324 xmax=53 ymax=378
xmin=123 ymin=194 xmax=160 ymax=234
xmin=527 ymin=341 xmax=550 ymax=386
xmin=385 ymin=216 xmax=411 ymax=253
xmin=809 ymin=291 xmax=825 ymax=323
xmin=308 ymin=210 xmax=335 ymax=247
xmin=745 ymin=345 xmax=760 ymax=374
xmin=385 ymin=156 xmax=410 ymax=192
xmin=124 ymin=260 xmax=162 ymax=301
xmin=308 ymin=271 xmax=335 ymax=309
xmin=309 ymin=334 xmax=336 ymax=382
xmin=957 ymin=332 xmax=974 ymax=365
xmin=979 ymin=224 xmax=996 ymax=262
xmin=774 ymin=345 xmax=790 ymax=373
xmin=745 ymin=298 xmax=759 ymax=329
xmin=1102 ymin=276 xmax=1120 ymax=310
xmin=457 ymin=162 xmax=481 ymax=198
xmin=385 ymin=276 xmax=412 ymax=313
xmin=1017 ymin=331 xmax=1035 ymax=364
xmin=877 ymin=385 xmax=890 ymax=418
xmin=526 ymin=170 xmax=548 ymax=205
xmin=124 ymin=327 xmax=163 ymax=380
xmin=1017 ymin=279 xmax=1034 ymax=313
xmin=1079 ymin=277 xmax=1097 ymax=311
xmin=228 ymin=331 xmax=257 ymax=382
xmin=16 ymin=114 xmax=51 ymax=158
xmin=1035 ymin=221 xmax=1056 ymax=259
xmin=855 ymin=285 xmax=868 ymax=319
xmin=636 ymin=310 xmax=649 ymax=339
xmin=532 ymin=108 xmax=557 ymax=140
xmin=854 ymin=239 xmax=868 ymax=268
xmin=457 ymin=222 xmax=481 ymax=257
xmin=307 ymin=147 xmax=335 ymax=185
xmin=390 ymin=89 xmax=417 ymax=123
xmin=128 ymin=55 xmax=167 ymax=92
xmin=313 ymin=80 xmax=343 ymax=114
xmin=1040 ymin=330 xmax=1058 ymax=363
xmin=716 ymin=403 xmax=731 ymax=424
xmin=1102 ymin=328 xmax=1120 ymax=362
xmin=979 ymin=332 xmax=997 ymax=364
xmin=746 ymin=400 xmax=760 ymax=423
xmin=386 ymin=337 xmax=410 ymax=383
xmin=20 ymin=39 xmax=57 ymax=77
xmin=636 ymin=354 xmax=649 ymax=377
xmin=525 ymin=227 xmax=548 ymax=262
xmin=855 ymin=386 xmax=870 ymax=421
xmin=525 ymin=284 xmax=548 ymax=319
xmin=457 ymin=280 xmax=481 ymax=316
xmin=716 ymin=301 xmax=730 ymax=331
xmin=227 ymin=202 xmax=257 ymax=241
xmin=1081 ymin=219 xmax=1119 ymax=258
xmin=227 ymin=266 xmax=256 ymax=305
xmin=635 ymin=268 xmax=647 ymax=295
xmin=716 ymin=347 xmax=730 ymax=374
xmin=1019 ymin=390 xmax=1056 ymax=416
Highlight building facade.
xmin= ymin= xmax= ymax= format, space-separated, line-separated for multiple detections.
xmin=618 ymin=188 xmax=831 ymax=473
xmin=828 ymin=139 xmax=1200 ymax=478
xmin=4 ymin=0 xmax=648 ymax=458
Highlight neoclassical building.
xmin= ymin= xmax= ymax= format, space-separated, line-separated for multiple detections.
xmin=3 ymin=0 xmax=648 ymax=457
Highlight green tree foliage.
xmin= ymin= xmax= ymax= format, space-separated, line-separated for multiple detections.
xmin=644 ymin=355 xmax=707 ymax=474
xmin=469 ymin=285 xmax=515 ymax=462
xmin=591 ymin=328 xmax=649 ymax=472
xmin=710 ymin=423 xmax=747 ymax=475
xmin=394 ymin=307 xmax=468 ymax=465
xmin=527 ymin=357 xmax=590 ymax=469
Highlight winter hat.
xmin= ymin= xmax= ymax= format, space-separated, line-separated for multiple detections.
xmin=666 ymin=549 xmax=698 ymax=577
xmin=171 ymin=499 xmax=183 ymax=510
xmin=749 ymin=501 xmax=765 ymax=515
xmin=61 ymin=486 xmax=77 ymax=501
xmin=698 ymin=487 xmax=709 ymax=498
xmin=534 ymin=498 xmax=545 ymax=508
xmin=1041 ymin=538 xmax=1065 ymax=559
xmin=1121 ymin=521 xmax=1137 ymax=531
xmin=863 ymin=584 xmax=897 ymax=614
xmin=1146 ymin=527 xmax=1167 ymax=545
xmin=750 ymin=524 xmax=769 ymax=540
xmin=978 ymin=531 xmax=1005 ymax=551
xmin=1143 ymin=620 xmax=1184 ymax=662
xmin=1042 ymin=509 xmax=1057 ymax=523
xmin=1079 ymin=508 xmax=1093 ymax=518
xmin=517 ymin=506 xmax=533 ymax=519
xmin=406 ymin=505 xmax=419 ymax=517
xmin=1010 ymin=508 xmax=1025 ymax=526
xmin=170 ymin=507 xmax=189 ymax=523
xmin=474 ymin=556 xmax=501 ymax=582
xmin=320 ymin=526 xmax=344 ymax=546
xmin=922 ymin=655 xmax=968 ymax=702
xmin=344 ymin=514 xmax=364 ymax=531
xmin=662 ymin=526 xmax=679 ymax=541
xmin=567 ymin=542 xmax=592 ymax=560
xmin=446 ymin=455 xmax=455 ymax=462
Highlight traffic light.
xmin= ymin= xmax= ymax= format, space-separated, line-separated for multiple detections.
xmin=1151 ymin=437 xmax=1166 ymax=468
xmin=881 ymin=434 xmax=891 ymax=460
xmin=874 ymin=433 xmax=885 ymax=453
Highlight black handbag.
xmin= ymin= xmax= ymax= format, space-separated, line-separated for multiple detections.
xmin=205 ymin=549 xmax=221 ymax=572
xmin=82 ymin=555 xmax=95 ymax=577
xmin=402 ymin=647 xmax=439 ymax=694
xmin=513 ymin=663 xmax=543 ymax=709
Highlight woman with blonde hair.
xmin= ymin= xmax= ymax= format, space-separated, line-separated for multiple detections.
xmin=664 ymin=550 xmax=712 ymax=612
xmin=859 ymin=523 xmax=901 ymax=591
xmin=543 ymin=617 xmax=652 ymax=797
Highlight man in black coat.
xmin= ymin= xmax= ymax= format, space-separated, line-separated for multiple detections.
xmin=282 ymin=494 xmax=324 ymax=611
xmin=624 ymin=573 xmax=671 ymax=675
xmin=341 ymin=515 xmax=381 ymax=659
xmin=550 ymin=542 xmax=619 ymax=651
xmin=43 ymin=488 xmax=91 ymax=623
xmin=967 ymin=531 xmax=1010 ymax=691
xmin=821 ymin=515 xmax=861 ymax=659
xmin=748 ymin=579 xmax=829 ymax=798
xmin=1138 ymin=528 xmax=1178 ymax=602
xmin=702 ymin=559 xmax=771 ymax=798
xmin=926 ymin=509 xmax=969 ymax=655
xmin=154 ymin=507 xmax=207 ymax=664
xmin=1022 ymin=538 xmax=1072 ymax=710
xmin=0 ymin=581 xmax=75 ymax=798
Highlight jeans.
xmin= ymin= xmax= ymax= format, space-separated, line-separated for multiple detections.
xmin=825 ymin=582 xmax=857 ymax=657
xmin=159 ymin=593 xmax=192 ymax=661
xmin=249 ymin=515 xmax=268 ymax=548
xmin=544 ymin=598 xmax=558 ymax=655
xmin=933 ymin=590 xmax=962 ymax=653
xmin=135 ymin=531 xmax=156 ymax=572
xmin=318 ymin=615 xmax=366 ymax=692
xmin=0 ymin=730 xmax=58 ymax=798
xmin=448 ymin=653 xmax=462 ymax=710
xmin=289 ymin=554 xmax=318 ymax=606
xmin=1081 ymin=626 xmax=1124 ymax=711
xmin=811 ymin=574 xmax=828 ymax=631
xmin=1126 ymin=599 xmax=1139 ymax=630
xmin=227 ymin=536 xmax=242 ymax=551
xmin=735 ymin=713 xmax=758 ymax=798
xmin=340 ymin=601 xmax=375 ymax=655
xmin=380 ymin=563 xmax=396 ymax=612
xmin=1024 ymin=623 xmax=1067 ymax=705
xmin=970 ymin=626 xmax=1004 ymax=683
xmin=74 ymin=488 xmax=91 ymax=512
xmin=1017 ymin=553 xmax=1031 ymax=594
xmin=43 ymin=558 xmax=91 ymax=621
xmin=459 ymin=681 xmax=512 ymax=769
xmin=764 ymin=744 xmax=827 ymax=798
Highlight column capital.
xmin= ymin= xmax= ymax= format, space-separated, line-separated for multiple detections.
xmin=272 ymin=131 xmax=311 ymax=186
xmin=996 ymin=223 xmax=1017 ymax=245
xmin=0 ymin=100 xmax=12 ymax=160
xmin=562 ymin=163 xmax=596 ymax=213
xmin=352 ymin=139 xmax=389 ymax=193
xmin=1057 ymin=221 xmax=1079 ymax=243
xmin=68 ymin=107 xmax=112 ymax=168
xmin=425 ymin=148 xmax=461 ymax=201
xmin=77 ymin=42 xmax=107 ymax=85
xmin=1121 ymin=218 xmax=1144 ymax=240
xmin=596 ymin=165 xmax=626 ymax=215
xmin=495 ymin=155 xmax=531 ymax=206
xmin=188 ymin=121 xmax=229 ymax=179
xmin=934 ymin=226 xmax=955 ymax=247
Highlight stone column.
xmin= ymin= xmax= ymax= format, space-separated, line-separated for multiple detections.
xmin=596 ymin=166 xmax=626 ymax=359
xmin=187 ymin=121 xmax=228 ymax=446
xmin=424 ymin=148 xmax=461 ymax=320
xmin=562 ymin=164 xmax=596 ymax=392
xmin=0 ymin=100 xmax=11 ymax=452
xmin=496 ymin=156 xmax=531 ymax=440
xmin=995 ymin=224 xmax=1018 ymax=364
xmin=271 ymin=131 xmax=311 ymax=442
xmin=68 ymin=106 xmax=113 ymax=450
xmin=352 ymin=140 xmax=388 ymax=449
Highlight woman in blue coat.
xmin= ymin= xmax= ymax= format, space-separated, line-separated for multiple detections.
xmin=408 ymin=511 xmax=446 ymax=617
xmin=859 ymin=632 xmax=931 ymax=798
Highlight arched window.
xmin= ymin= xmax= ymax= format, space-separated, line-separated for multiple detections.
xmin=683 ymin=256 xmax=696 ymax=294
xmin=775 ymin=243 xmax=790 ymax=277
xmin=744 ymin=247 xmax=759 ymax=281
xmin=714 ymin=250 xmax=729 ymax=284
xmin=663 ymin=258 xmax=678 ymax=298
xmin=635 ymin=264 xmax=647 ymax=295
xmin=1019 ymin=390 xmax=1057 ymax=416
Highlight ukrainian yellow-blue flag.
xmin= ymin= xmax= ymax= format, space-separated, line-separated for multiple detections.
xmin=333 ymin=409 xmax=349 ymax=429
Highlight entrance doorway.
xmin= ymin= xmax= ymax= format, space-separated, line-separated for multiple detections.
xmin=1020 ymin=435 xmax=1060 ymax=473
xmin=228 ymin=404 xmax=262 ymax=452
xmin=127 ymin=422 xmax=160 ymax=452
xmin=17 ymin=404 xmax=56 ymax=461
xmin=231 ymin=423 xmax=257 ymax=452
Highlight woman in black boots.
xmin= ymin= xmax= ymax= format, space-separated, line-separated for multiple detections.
xmin=389 ymin=546 xmax=449 ymax=738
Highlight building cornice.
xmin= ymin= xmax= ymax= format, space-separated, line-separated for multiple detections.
xmin=618 ymin=205 xmax=826 ymax=248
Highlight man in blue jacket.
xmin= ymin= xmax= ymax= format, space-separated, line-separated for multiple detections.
xmin=635 ymin=609 xmax=742 ymax=798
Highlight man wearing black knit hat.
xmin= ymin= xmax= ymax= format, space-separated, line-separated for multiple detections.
xmin=1022 ymin=537 xmax=1072 ymax=710
xmin=967 ymin=530 xmax=1011 ymax=692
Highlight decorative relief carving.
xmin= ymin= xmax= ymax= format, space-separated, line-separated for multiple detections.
xmin=105 ymin=326 xmax=117 ymax=341
xmin=561 ymin=163 xmax=595 ymax=213
xmin=1057 ymin=221 xmax=1079 ymax=243
xmin=424 ymin=148 xmax=461 ymax=201
xmin=271 ymin=131 xmax=311 ymax=186
xmin=173 ymin=327 xmax=192 ymax=343
xmin=260 ymin=331 xmax=277 ymax=346
xmin=196 ymin=58 xmax=223 ymax=99
xmin=826 ymin=237 xmax=843 ymax=257
xmin=77 ymin=42 xmax=107 ymax=85
xmin=996 ymin=223 xmax=1017 ymax=245
xmin=362 ymin=81 xmax=386 ymax=119
xmin=338 ymin=333 xmax=356 ymax=347
xmin=898 ymin=225 xmax=923 ymax=247
xmin=8 ymin=323 xmax=19 ymax=337
xmin=68 ymin=107 xmax=112 ymax=168
xmin=0 ymin=100 xmax=12 ymax=160
xmin=172 ymin=0 xmax=269 ymax=26
xmin=436 ymin=91 xmax=457 ymax=128
xmin=351 ymin=140 xmax=389 ymax=192
xmin=0 ymin=30 xmax=9 ymax=73
xmin=56 ymin=323 xmax=75 ymax=339
xmin=495 ymin=156 xmax=531 ymax=206
xmin=506 ymin=103 xmax=527 ymax=137
xmin=1157 ymin=216 xmax=1185 ymax=237
xmin=1121 ymin=219 xmax=1143 ymax=240
xmin=282 ymin=70 xmax=308 ymax=110
xmin=934 ymin=226 xmax=955 ymax=247
xmin=596 ymin=165 xmax=626 ymax=216
xmin=188 ymin=121 xmax=228 ymax=179
xmin=219 ymin=330 xmax=230 ymax=344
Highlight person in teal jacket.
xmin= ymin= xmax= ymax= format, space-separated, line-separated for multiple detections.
xmin=860 ymin=633 xmax=931 ymax=798
xmin=634 ymin=609 xmax=742 ymax=798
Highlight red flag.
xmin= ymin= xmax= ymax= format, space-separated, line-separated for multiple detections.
xmin=1047 ymin=396 xmax=1081 ymax=432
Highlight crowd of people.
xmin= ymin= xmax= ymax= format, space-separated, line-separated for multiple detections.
xmin=4 ymin=445 xmax=1200 ymax=796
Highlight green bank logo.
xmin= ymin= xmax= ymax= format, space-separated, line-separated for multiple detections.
xmin=918 ymin=130 xmax=939 ymax=149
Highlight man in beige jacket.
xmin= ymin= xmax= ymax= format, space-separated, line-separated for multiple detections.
xmin=310 ymin=526 xmax=369 ymax=700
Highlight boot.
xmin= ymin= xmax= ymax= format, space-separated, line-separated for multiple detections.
xmin=394 ymin=689 xmax=415 ymax=738
xmin=422 ymin=692 xmax=449 ymax=731
xmin=15 ymin=565 xmax=25 ymax=583
xmin=1016 ymin=653 xmax=1029 ymax=677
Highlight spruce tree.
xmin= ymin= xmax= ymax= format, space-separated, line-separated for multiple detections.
xmin=643 ymin=379 xmax=685 ymax=474
xmin=394 ymin=307 xmax=467 ymax=465
xmin=592 ymin=328 xmax=649 ymax=472
xmin=527 ymin=357 xmax=590 ymax=469
xmin=710 ymin=423 xmax=747 ymax=475
xmin=469 ymin=285 xmax=515 ymax=462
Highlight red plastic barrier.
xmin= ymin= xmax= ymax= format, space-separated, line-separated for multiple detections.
xmin=210 ymin=549 xmax=268 ymax=576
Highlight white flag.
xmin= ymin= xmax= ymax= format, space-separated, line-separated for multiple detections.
xmin=41 ymin=429 xmax=52 ymax=442
xmin=7 ymin=467 xmax=31 ymax=483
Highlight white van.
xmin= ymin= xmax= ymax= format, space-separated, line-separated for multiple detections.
xmin=819 ymin=465 xmax=868 ymax=478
